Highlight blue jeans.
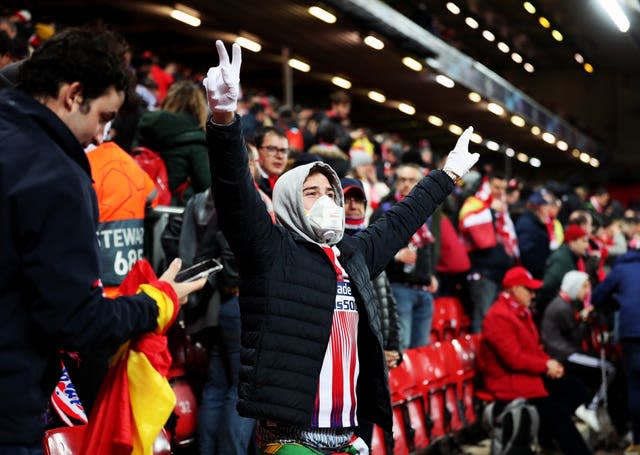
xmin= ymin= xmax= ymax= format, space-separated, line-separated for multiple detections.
xmin=468 ymin=276 xmax=499 ymax=333
xmin=391 ymin=283 xmax=433 ymax=350
xmin=197 ymin=296 xmax=255 ymax=454
xmin=622 ymin=339 xmax=640 ymax=443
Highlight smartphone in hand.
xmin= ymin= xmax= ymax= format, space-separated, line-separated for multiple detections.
xmin=175 ymin=258 xmax=223 ymax=283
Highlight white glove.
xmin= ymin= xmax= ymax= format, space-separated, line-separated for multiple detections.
xmin=202 ymin=40 xmax=242 ymax=113
xmin=443 ymin=126 xmax=480 ymax=179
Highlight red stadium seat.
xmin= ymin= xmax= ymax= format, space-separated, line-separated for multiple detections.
xmin=452 ymin=335 xmax=478 ymax=425
xmin=370 ymin=424 xmax=388 ymax=455
xmin=416 ymin=346 xmax=448 ymax=442
xmin=388 ymin=351 xmax=430 ymax=451
xmin=391 ymin=406 xmax=410 ymax=455
xmin=434 ymin=341 xmax=465 ymax=432
xmin=431 ymin=297 xmax=465 ymax=342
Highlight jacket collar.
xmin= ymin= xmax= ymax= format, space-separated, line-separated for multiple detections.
xmin=1 ymin=88 xmax=91 ymax=177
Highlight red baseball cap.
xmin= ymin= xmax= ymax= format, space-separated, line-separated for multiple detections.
xmin=502 ymin=266 xmax=543 ymax=289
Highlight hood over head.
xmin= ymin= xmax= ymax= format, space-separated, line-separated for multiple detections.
xmin=273 ymin=161 xmax=345 ymax=245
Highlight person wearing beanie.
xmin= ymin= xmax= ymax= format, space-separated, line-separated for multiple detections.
xmin=537 ymin=224 xmax=590 ymax=322
xmin=478 ymin=266 xmax=591 ymax=455
xmin=541 ymin=271 xmax=616 ymax=433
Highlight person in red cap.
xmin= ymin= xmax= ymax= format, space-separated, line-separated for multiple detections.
xmin=537 ymin=224 xmax=590 ymax=320
xmin=478 ymin=266 xmax=592 ymax=454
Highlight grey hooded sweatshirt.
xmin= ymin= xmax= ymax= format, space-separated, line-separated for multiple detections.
xmin=273 ymin=161 xmax=345 ymax=246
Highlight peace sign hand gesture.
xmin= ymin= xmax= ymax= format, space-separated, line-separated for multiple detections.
xmin=203 ymin=40 xmax=242 ymax=113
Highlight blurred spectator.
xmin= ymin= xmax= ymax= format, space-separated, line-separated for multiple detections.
xmin=592 ymin=246 xmax=640 ymax=452
xmin=372 ymin=164 xmax=437 ymax=350
xmin=541 ymin=271 xmax=615 ymax=433
xmin=537 ymin=225 xmax=590 ymax=321
xmin=478 ymin=267 xmax=591 ymax=455
xmin=515 ymin=190 xmax=552 ymax=279
xmin=587 ymin=186 xmax=610 ymax=226
xmin=308 ymin=121 xmax=349 ymax=174
xmin=349 ymin=149 xmax=389 ymax=222
xmin=241 ymin=101 xmax=265 ymax=139
xmin=133 ymin=81 xmax=211 ymax=205
xmin=319 ymin=90 xmax=353 ymax=152
xmin=459 ymin=173 xmax=518 ymax=332
xmin=253 ymin=125 xmax=289 ymax=198
xmin=547 ymin=193 xmax=564 ymax=251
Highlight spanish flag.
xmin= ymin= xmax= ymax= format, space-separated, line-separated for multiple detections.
xmin=81 ymin=260 xmax=178 ymax=455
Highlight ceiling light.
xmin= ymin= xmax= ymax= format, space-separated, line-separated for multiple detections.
xmin=510 ymin=115 xmax=526 ymax=127
xmin=398 ymin=103 xmax=416 ymax=115
xmin=511 ymin=52 xmax=523 ymax=63
xmin=597 ymin=0 xmax=630 ymax=32
xmin=524 ymin=62 xmax=535 ymax=73
xmin=556 ymin=140 xmax=569 ymax=151
xmin=308 ymin=6 xmax=336 ymax=24
xmin=170 ymin=4 xmax=201 ymax=27
xmin=584 ymin=62 xmax=594 ymax=73
xmin=367 ymin=90 xmax=386 ymax=103
xmin=590 ymin=158 xmax=600 ymax=167
xmin=465 ymin=17 xmax=479 ymax=29
xmin=482 ymin=30 xmax=496 ymax=41
xmin=427 ymin=115 xmax=444 ymax=126
xmin=468 ymin=92 xmax=482 ymax=102
xmin=364 ymin=35 xmax=384 ymax=50
xmin=435 ymin=74 xmax=455 ymax=88
xmin=402 ymin=56 xmax=423 ymax=71
xmin=487 ymin=102 xmax=504 ymax=116
xmin=235 ymin=36 xmax=261 ymax=52
xmin=539 ymin=16 xmax=551 ymax=28
xmin=486 ymin=140 xmax=500 ymax=151
xmin=288 ymin=58 xmax=310 ymax=72
xmin=516 ymin=152 xmax=529 ymax=162
xmin=448 ymin=124 xmax=464 ymax=135
xmin=497 ymin=42 xmax=510 ymax=53
xmin=542 ymin=132 xmax=556 ymax=144
xmin=531 ymin=125 xmax=541 ymax=135
xmin=530 ymin=157 xmax=542 ymax=167
xmin=580 ymin=152 xmax=591 ymax=163
xmin=572 ymin=149 xmax=581 ymax=158
xmin=331 ymin=76 xmax=351 ymax=89
xmin=505 ymin=147 xmax=515 ymax=157
xmin=470 ymin=132 xmax=483 ymax=144
xmin=574 ymin=53 xmax=584 ymax=64
xmin=446 ymin=2 xmax=461 ymax=14
xmin=523 ymin=2 xmax=536 ymax=14
xmin=551 ymin=30 xmax=563 ymax=41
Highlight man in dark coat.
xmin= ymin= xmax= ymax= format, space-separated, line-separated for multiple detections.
xmin=202 ymin=41 xmax=479 ymax=453
xmin=0 ymin=27 xmax=204 ymax=451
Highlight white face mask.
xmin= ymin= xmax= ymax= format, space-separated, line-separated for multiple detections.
xmin=306 ymin=195 xmax=344 ymax=244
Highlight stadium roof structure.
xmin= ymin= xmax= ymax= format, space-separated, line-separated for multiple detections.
xmin=33 ymin=0 xmax=640 ymax=181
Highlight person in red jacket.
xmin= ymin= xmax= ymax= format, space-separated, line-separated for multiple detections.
xmin=479 ymin=266 xmax=591 ymax=455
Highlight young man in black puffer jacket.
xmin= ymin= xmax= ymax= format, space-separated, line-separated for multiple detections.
xmin=203 ymin=41 xmax=479 ymax=454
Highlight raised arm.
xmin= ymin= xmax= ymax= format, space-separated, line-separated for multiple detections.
xmin=353 ymin=127 xmax=479 ymax=277
xmin=203 ymin=41 xmax=276 ymax=273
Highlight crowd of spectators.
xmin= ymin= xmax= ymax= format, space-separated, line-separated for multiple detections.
xmin=3 ymin=9 xmax=640 ymax=454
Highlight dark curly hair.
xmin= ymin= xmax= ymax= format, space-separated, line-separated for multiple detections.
xmin=17 ymin=26 xmax=130 ymax=102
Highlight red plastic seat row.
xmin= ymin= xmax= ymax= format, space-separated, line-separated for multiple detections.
xmin=430 ymin=297 xmax=470 ymax=343
xmin=379 ymin=336 xmax=481 ymax=455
